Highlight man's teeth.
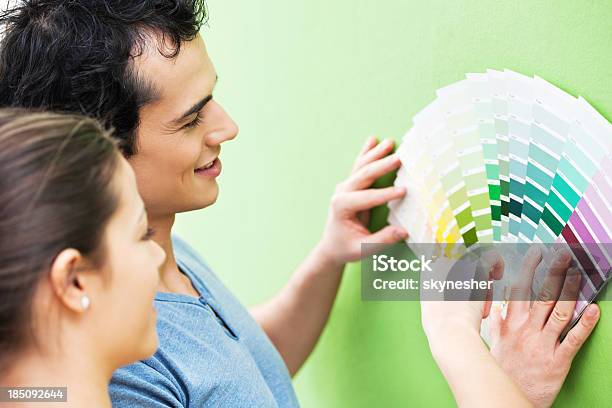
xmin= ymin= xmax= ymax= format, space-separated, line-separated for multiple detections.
xmin=200 ymin=160 xmax=215 ymax=170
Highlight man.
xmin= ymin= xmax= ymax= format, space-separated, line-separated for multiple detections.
xmin=0 ymin=2 xmax=407 ymax=406
xmin=0 ymin=1 xmax=599 ymax=407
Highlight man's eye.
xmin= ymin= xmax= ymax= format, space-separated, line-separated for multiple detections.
xmin=182 ymin=112 xmax=202 ymax=129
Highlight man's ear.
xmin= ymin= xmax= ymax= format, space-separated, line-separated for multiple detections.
xmin=49 ymin=249 xmax=91 ymax=314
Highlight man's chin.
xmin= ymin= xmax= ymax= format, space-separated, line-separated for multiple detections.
xmin=194 ymin=185 xmax=220 ymax=210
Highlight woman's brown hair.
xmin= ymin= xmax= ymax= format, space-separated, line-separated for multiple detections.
xmin=0 ymin=109 xmax=120 ymax=372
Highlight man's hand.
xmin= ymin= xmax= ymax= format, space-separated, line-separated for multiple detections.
xmin=489 ymin=247 xmax=601 ymax=408
xmin=317 ymin=136 xmax=408 ymax=266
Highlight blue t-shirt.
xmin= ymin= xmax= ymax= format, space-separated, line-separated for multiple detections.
xmin=109 ymin=236 xmax=299 ymax=407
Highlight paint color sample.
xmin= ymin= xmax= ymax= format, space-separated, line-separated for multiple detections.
xmin=519 ymin=76 xmax=575 ymax=242
xmin=535 ymin=97 xmax=612 ymax=243
xmin=467 ymin=73 xmax=501 ymax=241
xmin=488 ymin=69 xmax=511 ymax=242
xmin=415 ymin=98 xmax=478 ymax=244
xmin=389 ymin=70 xmax=611 ymax=289
xmin=505 ymin=70 xmax=533 ymax=242
xmin=557 ymin=156 xmax=612 ymax=317
xmin=437 ymin=81 xmax=491 ymax=243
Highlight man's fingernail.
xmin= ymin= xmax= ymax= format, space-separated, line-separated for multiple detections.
xmin=394 ymin=229 xmax=408 ymax=239
xmin=567 ymin=269 xmax=580 ymax=284
xmin=395 ymin=186 xmax=407 ymax=195
xmin=586 ymin=305 xmax=599 ymax=317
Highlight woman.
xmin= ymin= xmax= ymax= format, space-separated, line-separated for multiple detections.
xmin=0 ymin=109 xmax=165 ymax=407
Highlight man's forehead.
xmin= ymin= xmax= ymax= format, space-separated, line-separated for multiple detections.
xmin=133 ymin=34 xmax=214 ymax=88
xmin=132 ymin=34 xmax=216 ymax=115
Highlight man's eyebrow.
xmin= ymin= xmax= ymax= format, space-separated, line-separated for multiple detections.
xmin=171 ymin=75 xmax=218 ymax=126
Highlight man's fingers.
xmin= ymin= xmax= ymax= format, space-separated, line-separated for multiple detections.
xmin=355 ymin=136 xmax=378 ymax=160
xmin=505 ymin=245 xmax=542 ymax=323
xmin=360 ymin=225 xmax=408 ymax=247
xmin=343 ymin=154 xmax=401 ymax=191
xmin=556 ymin=304 xmax=600 ymax=363
xmin=529 ymin=250 xmax=572 ymax=329
xmin=332 ymin=186 xmax=407 ymax=214
xmin=353 ymin=138 xmax=394 ymax=172
xmin=542 ymin=268 xmax=581 ymax=341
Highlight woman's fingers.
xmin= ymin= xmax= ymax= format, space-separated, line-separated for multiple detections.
xmin=505 ymin=245 xmax=542 ymax=323
xmin=488 ymin=303 xmax=503 ymax=345
xmin=542 ymin=268 xmax=581 ymax=342
xmin=556 ymin=304 xmax=600 ymax=363
xmin=353 ymin=138 xmax=395 ymax=172
xmin=529 ymin=250 xmax=572 ymax=329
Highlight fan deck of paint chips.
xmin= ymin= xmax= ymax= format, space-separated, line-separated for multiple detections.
xmin=388 ymin=69 xmax=612 ymax=319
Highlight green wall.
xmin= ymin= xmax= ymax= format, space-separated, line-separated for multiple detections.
xmin=175 ymin=1 xmax=612 ymax=406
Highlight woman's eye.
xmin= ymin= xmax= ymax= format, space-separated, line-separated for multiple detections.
xmin=141 ymin=227 xmax=155 ymax=241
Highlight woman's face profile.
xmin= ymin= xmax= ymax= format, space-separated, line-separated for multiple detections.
xmin=86 ymin=157 xmax=166 ymax=367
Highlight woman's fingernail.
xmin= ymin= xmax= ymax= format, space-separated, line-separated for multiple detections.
xmin=396 ymin=186 xmax=407 ymax=195
xmin=527 ymin=245 xmax=541 ymax=257
xmin=384 ymin=138 xmax=394 ymax=146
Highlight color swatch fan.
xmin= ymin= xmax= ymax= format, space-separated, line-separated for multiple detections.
xmin=388 ymin=69 xmax=612 ymax=320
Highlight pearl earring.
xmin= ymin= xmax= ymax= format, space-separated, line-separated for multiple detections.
xmin=81 ymin=295 xmax=90 ymax=310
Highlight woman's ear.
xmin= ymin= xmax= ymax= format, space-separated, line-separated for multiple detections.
xmin=49 ymin=249 xmax=91 ymax=314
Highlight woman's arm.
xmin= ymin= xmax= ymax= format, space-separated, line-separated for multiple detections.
xmin=426 ymin=320 xmax=531 ymax=408
xmin=421 ymin=253 xmax=531 ymax=407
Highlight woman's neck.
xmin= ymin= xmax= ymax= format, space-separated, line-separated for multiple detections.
xmin=2 ymin=348 xmax=112 ymax=407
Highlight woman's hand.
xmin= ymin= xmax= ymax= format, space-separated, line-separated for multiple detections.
xmin=420 ymin=252 xmax=530 ymax=408
xmin=421 ymin=250 xmax=505 ymax=349
xmin=316 ymin=137 xmax=408 ymax=266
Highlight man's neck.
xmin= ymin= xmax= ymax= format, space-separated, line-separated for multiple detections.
xmin=150 ymin=213 xmax=199 ymax=297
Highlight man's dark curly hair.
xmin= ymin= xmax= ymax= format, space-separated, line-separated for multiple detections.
xmin=0 ymin=0 xmax=207 ymax=156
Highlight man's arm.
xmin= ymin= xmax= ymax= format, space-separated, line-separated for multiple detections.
xmin=250 ymin=137 xmax=407 ymax=376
